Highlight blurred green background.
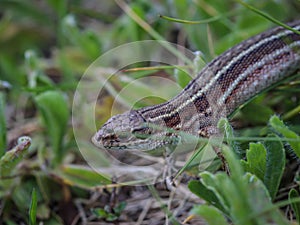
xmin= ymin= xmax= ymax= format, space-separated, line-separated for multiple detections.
xmin=0 ymin=0 xmax=299 ymax=224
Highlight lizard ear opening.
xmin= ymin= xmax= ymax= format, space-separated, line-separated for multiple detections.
xmin=132 ymin=127 xmax=152 ymax=140
xmin=129 ymin=110 xmax=153 ymax=140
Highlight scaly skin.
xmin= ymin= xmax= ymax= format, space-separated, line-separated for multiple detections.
xmin=93 ymin=21 xmax=300 ymax=151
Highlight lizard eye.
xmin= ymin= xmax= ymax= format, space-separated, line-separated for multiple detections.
xmin=132 ymin=127 xmax=152 ymax=140
xmin=117 ymin=131 xmax=131 ymax=140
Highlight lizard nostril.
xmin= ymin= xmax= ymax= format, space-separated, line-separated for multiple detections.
xmin=91 ymin=133 xmax=101 ymax=146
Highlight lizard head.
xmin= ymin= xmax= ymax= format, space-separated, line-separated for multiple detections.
xmin=92 ymin=110 xmax=167 ymax=151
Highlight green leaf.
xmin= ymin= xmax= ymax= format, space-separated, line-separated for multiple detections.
xmin=243 ymin=173 xmax=272 ymax=207
xmin=11 ymin=177 xmax=39 ymax=213
xmin=222 ymin=145 xmax=244 ymax=180
xmin=174 ymin=68 xmax=192 ymax=88
xmin=29 ymin=189 xmax=37 ymax=225
xmin=264 ymin=134 xmax=285 ymax=200
xmin=0 ymin=93 xmax=6 ymax=157
xmin=91 ymin=208 xmax=107 ymax=218
xmin=61 ymin=15 xmax=101 ymax=60
xmin=194 ymin=147 xmax=289 ymax=225
xmin=55 ymin=165 xmax=111 ymax=189
xmin=35 ymin=90 xmax=69 ymax=166
xmin=113 ymin=201 xmax=127 ymax=215
xmin=79 ymin=31 xmax=102 ymax=60
xmin=191 ymin=205 xmax=228 ymax=225
xmin=192 ymin=51 xmax=206 ymax=76
xmin=0 ymin=136 xmax=31 ymax=177
xmin=106 ymin=213 xmax=118 ymax=222
xmin=46 ymin=0 xmax=67 ymax=18
xmin=240 ymin=128 xmax=286 ymax=200
xmin=91 ymin=202 xmax=126 ymax=222
xmin=3 ymin=219 xmax=18 ymax=225
xmin=188 ymin=180 xmax=226 ymax=213
xmin=241 ymin=143 xmax=267 ymax=181
xmin=269 ymin=115 xmax=300 ymax=158
xmin=0 ymin=0 xmax=51 ymax=25
xmin=218 ymin=118 xmax=241 ymax=156
xmin=240 ymin=101 xmax=273 ymax=124
xmin=241 ymin=173 xmax=289 ymax=225
xmin=199 ymin=172 xmax=231 ymax=215
xmin=0 ymin=137 xmax=31 ymax=197
xmin=236 ymin=0 xmax=300 ymax=35
xmin=289 ymin=189 xmax=300 ymax=224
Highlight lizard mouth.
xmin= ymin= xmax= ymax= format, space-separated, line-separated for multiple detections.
xmin=91 ymin=133 xmax=103 ymax=148
xmin=91 ymin=131 xmax=129 ymax=150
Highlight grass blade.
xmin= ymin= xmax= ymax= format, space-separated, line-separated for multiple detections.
xmin=29 ymin=188 xmax=37 ymax=225
xmin=0 ymin=93 xmax=6 ymax=157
